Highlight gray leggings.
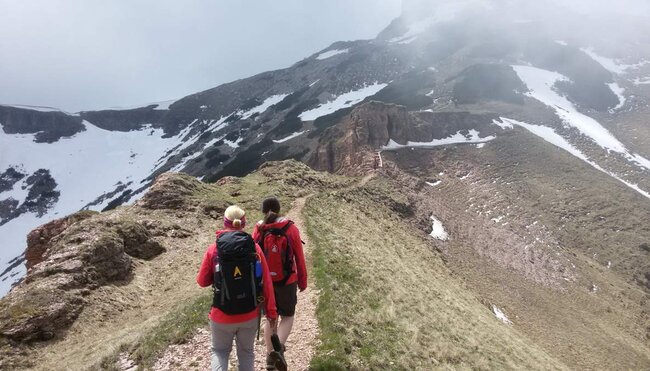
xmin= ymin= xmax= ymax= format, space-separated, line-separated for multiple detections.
xmin=209 ymin=318 xmax=258 ymax=371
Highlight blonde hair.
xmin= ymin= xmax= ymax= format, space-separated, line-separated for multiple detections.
xmin=224 ymin=205 xmax=246 ymax=229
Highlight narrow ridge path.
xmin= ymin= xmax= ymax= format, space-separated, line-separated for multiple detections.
xmin=153 ymin=196 xmax=319 ymax=370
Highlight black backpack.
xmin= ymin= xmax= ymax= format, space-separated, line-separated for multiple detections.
xmin=212 ymin=231 xmax=264 ymax=315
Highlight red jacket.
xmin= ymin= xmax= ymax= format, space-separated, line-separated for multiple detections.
xmin=196 ymin=230 xmax=278 ymax=323
xmin=252 ymin=218 xmax=307 ymax=291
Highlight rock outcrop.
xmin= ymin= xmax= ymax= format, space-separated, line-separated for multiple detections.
xmin=25 ymin=210 xmax=98 ymax=270
xmin=0 ymin=106 xmax=85 ymax=143
xmin=310 ymin=101 xmax=498 ymax=174
xmin=136 ymin=172 xmax=204 ymax=211
xmin=0 ymin=216 xmax=163 ymax=342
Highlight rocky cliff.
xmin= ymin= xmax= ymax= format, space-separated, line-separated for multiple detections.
xmin=310 ymin=101 xmax=498 ymax=174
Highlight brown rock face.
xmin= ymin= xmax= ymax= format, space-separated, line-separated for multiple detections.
xmin=0 ymin=217 xmax=164 ymax=342
xmin=25 ymin=210 xmax=97 ymax=270
xmin=310 ymin=101 xmax=498 ymax=174
xmin=310 ymin=102 xmax=417 ymax=174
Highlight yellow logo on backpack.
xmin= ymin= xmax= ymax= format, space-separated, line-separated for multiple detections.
xmin=233 ymin=266 xmax=242 ymax=278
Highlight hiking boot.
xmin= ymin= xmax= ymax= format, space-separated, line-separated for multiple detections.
xmin=268 ymin=351 xmax=287 ymax=371
xmin=266 ymin=353 xmax=277 ymax=370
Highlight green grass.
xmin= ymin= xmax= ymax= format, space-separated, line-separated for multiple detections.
xmin=304 ymin=186 xmax=566 ymax=370
xmin=99 ymin=293 xmax=212 ymax=370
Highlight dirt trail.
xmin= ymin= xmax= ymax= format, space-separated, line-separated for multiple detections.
xmin=153 ymin=197 xmax=319 ymax=370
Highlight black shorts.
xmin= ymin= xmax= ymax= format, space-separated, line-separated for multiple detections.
xmin=274 ymin=282 xmax=297 ymax=317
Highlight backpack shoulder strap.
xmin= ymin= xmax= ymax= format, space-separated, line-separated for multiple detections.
xmin=281 ymin=221 xmax=294 ymax=233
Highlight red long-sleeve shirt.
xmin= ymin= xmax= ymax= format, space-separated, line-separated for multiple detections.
xmin=196 ymin=230 xmax=278 ymax=323
xmin=252 ymin=218 xmax=308 ymax=291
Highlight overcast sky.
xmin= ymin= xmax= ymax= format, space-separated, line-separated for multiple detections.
xmin=0 ymin=0 xmax=401 ymax=112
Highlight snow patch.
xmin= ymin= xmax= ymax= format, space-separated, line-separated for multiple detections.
xmin=381 ymin=129 xmax=495 ymax=150
xmin=476 ymin=143 xmax=486 ymax=149
xmin=316 ymin=49 xmax=349 ymax=60
xmin=272 ymin=131 xmax=306 ymax=144
xmin=512 ymin=65 xmax=650 ymax=170
xmin=239 ymin=94 xmax=289 ymax=120
xmin=581 ymin=48 xmax=649 ymax=75
xmin=426 ymin=180 xmax=442 ymax=187
xmin=492 ymin=305 xmax=512 ymax=325
xmin=224 ymin=137 xmax=244 ymax=149
xmin=429 ymin=215 xmax=449 ymax=241
xmin=153 ymin=99 xmax=176 ymax=110
xmin=633 ymin=77 xmax=650 ymax=85
xmin=492 ymin=119 xmax=514 ymax=130
xmin=169 ymin=134 xmax=226 ymax=172
xmin=491 ymin=215 xmax=505 ymax=223
xmin=555 ymin=40 xmax=568 ymax=46
xmin=495 ymin=117 xmax=650 ymax=200
xmin=396 ymin=36 xmax=418 ymax=45
xmin=607 ymin=83 xmax=626 ymax=112
xmin=299 ymin=83 xmax=387 ymax=121
xmin=0 ymin=177 xmax=30 ymax=205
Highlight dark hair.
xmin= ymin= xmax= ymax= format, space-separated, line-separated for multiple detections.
xmin=262 ymin=197 xmax=281 ymax=224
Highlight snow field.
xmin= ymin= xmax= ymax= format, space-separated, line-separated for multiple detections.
xmin=512 ymin=65 xmax=650 ymax=171
xmin=0 ymin=121 xmax=190 ymax=296
xmin=607 ymin=83 xmax=626 ymax=112
xmin=581 ymin=47 xmax=649 ymax=75
xmin=494 ymin=117 xmax=650 ymax=200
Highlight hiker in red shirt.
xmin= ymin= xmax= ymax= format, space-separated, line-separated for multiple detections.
xmin=252 ymin=197 xmax=308 ymax=369
xmin=197 ymin=205 xmax=278 ymax=371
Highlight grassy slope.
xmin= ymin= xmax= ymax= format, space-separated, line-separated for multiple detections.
xmin=382 ymin=128 xmax=650 ymax=369
xmin=304 ymin=180 xmax=566 ymax=370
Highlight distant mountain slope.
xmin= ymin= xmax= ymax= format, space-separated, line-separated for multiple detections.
xmin=2 ymin=0 xmax=650 ymax=298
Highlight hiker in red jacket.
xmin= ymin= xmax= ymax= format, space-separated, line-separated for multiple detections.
xmin=252 ymin=197 xmax=308 ymax=369
xmin=197 ymin=205 xmax=278 ymax=371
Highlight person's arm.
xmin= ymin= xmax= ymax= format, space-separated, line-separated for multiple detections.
xmin=289 ymin=224 xmax=308 ymax=291
xmin=252 ymin=223 xmax=261 ymax=243
xmin=196 ymin=245 xmax=214 ymax=287
xmin=257 ymin=244 xmax=278 ymax=319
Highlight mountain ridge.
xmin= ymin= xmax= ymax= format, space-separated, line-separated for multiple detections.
xmin=1 ymin=4 xmax=650 ymax=368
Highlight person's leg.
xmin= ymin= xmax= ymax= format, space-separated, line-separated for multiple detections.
xmin=277 ymin=315 xmax=295 ymax=345
xmin=263 ymin=319 xmax=273 ymax=353
xmin=210 ymin=319 xmax=235 ymax=371
xmin=234 ymin=318 xmax=259 ymax=371
xmin=277 ymin=283 xmax=298 ymax=346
